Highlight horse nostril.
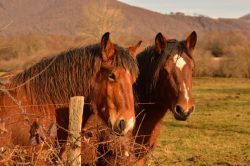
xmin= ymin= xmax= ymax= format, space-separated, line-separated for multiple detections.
xmin=175 ymin=105 xmax=183 ymax=115
xmin=118 ymin=119 xmax=126 ymax=132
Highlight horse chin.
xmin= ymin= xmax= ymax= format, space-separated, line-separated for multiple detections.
xmin=171 ymin=109 xmax=189 ymax=121
xmin=173 ymin=115 xmax=188 ymax=121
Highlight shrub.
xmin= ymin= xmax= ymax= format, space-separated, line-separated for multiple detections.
xmin=210 ymin=43 xmax=224 ymax=57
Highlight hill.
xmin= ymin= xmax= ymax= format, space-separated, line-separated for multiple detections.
xmin=239 ymin=13 xmax=250 ymax=22
xmin=0 ymin=0 xmax=250 ymax=40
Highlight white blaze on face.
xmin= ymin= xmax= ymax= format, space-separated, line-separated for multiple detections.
xmin=123 ymin=117 xmax=135 ymax=134
xmin=183 ymin=82 xmax=189 ymax=110
xmin=173 ymin=54 xmax=186 ymax=71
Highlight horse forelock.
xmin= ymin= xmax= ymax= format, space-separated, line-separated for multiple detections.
xmin=114 ymin=45 xmax=139 ymax=78
xmin=10 ymin=43 xmax=138 ymax=105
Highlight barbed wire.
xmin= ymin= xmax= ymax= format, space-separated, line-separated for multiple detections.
xmin=0 ymin=54 xmax=162 ymax=165
xmin=0 ymin=116 xmax=164 ymax=165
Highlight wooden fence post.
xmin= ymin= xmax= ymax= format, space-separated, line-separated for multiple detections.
xmin=67 ymin=96 xmax=84 ymax=166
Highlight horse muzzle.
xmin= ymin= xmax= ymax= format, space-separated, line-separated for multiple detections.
xmin=173 ymin=105 xmax=194 ymax=121
xmin=108 ymin=117 xmax=135 ymax=135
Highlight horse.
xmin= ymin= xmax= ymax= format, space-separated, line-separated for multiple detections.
xmin=71 ymin=41 xmax=143 ymax=166
xmin=79 ymin=32 xmax=197 ymax=165
xmin=0 ymin=32 xmax=139 ymax=163
xmin=133 ymin=31 xmax=197 ymax=165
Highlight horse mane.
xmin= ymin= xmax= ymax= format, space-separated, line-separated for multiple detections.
xmin=136 ymin=39 xmax=189 ymax=101
xmin=10 ymin=44 xmax=138 ymax=105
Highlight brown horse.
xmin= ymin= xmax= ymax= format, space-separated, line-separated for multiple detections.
xmin=74 ymin=41 xmax=143 ymax=166
xmin=0 ymin=32 xmax=139 ymax=150
xmin=80 ymin=32 xmax=197 ymax=165
xmin=133 ymin=31 xmax=197 ymax=164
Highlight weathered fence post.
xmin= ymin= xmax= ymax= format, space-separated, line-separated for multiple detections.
xmin=67 ymin=96 xmax=84 ymax=166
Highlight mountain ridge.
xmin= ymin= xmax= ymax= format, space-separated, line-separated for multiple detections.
xmin=0 ymin=0 xmax=250 ymax=40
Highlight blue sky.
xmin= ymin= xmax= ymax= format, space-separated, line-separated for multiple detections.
xmin=118 ymin=0 xmax=250 ymax=18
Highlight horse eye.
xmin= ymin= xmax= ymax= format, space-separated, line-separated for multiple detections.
xmin=108 ymin=73 xmax=116 ymax=81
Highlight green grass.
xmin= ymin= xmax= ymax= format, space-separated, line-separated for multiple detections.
xmin=148 ymin=77 xmax=250 ymax=166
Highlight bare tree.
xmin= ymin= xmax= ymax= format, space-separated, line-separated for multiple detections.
xmin=79 ymin=0 xmax=128 ymax=42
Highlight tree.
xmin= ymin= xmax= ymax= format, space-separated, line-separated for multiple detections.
xmin=79 ymin=0 xmax=128 ymax=42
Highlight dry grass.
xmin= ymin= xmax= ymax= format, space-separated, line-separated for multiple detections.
xmin=194 ymin=32 xmax=250 ymax=78
xmin=1 ymin=31 xmax=250 ymax=78
xmin=1 ymin=78 xmax=250 ymax=165
xmin=0 ymin=123 xmax=150 ymax=166
xmin=148 ymin=77 xmax=250 ymax=165
xmin=0 ymin=34 xmax=86 ymax=71
xmin=1 ymin=30 xmax=250 ymax=165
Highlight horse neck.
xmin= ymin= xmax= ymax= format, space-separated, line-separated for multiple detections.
xmin=134 ymin=51 xmax=176 ymax=147
xmin=134 ymin=86 xmax=172 ymax=148
xmin=134 ymin=104 xmax=166 ymax=151
xmin=135 ymin=71 xmax=182 ymax=148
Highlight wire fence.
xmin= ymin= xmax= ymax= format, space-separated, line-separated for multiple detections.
xmin=0 ymin=104 xmax=166 ymax=166
xmin=0 ymin=57 xmax=166 ymax=165
xmin=0 ymin=88 xmax=164 ymax=165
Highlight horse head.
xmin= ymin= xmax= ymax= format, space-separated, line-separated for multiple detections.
xmin=92 ymin=32 xmax=141 ymax=135
xmin=154 ymin=31 xmax=197 ymax=121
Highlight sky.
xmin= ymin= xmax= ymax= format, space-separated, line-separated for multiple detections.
xmin=118 ymin=0 xmax=250 ymax=18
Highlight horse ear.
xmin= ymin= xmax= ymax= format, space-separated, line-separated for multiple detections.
xmin=155 ymin=32 xmax=167 ymax=54
xmin=185 ymin=31 xmax=197 ymax=51
xmin=101 ymin=32 xmax=115 ymax=61
xmin=127 ymin=40 xmax=142 ymax=59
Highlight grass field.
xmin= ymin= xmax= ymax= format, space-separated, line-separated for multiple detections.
xmin=149 ymin=77 xmax=250 ymax=166
xmin=1 ymin=73 xmax=249 ymax=165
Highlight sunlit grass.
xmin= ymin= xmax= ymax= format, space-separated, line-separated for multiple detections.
xmin=148 ymin=77 xmax=250 ymax=165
